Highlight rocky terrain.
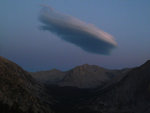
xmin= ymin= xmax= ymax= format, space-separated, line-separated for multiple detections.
xmin=75 ymin=60 xmax=150 ymax=113
xmin=32 ymin=64 xmax=128 ymax=88
xmin=0 ymin=56 xmax=55 ymax=113
xmin=0 ymin=56 xmax=150 ymax=113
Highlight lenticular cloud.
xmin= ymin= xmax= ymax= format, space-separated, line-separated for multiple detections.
xmin=39 ymin=5 xmax=117 ymax=55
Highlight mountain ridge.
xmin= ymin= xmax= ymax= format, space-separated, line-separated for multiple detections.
xmin=75 ymin=59 xmax=150 ymax=113
xmin=1 ymin=56 xmax=150 ymax=113
xmin=32 ymin=63 xmax=126 ymax=88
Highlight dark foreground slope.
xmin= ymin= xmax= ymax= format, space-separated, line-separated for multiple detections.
xmin=76 ymin=60 xmax=150 ymax=113
xmin=0 ymin=56 xmax=54 ymax=113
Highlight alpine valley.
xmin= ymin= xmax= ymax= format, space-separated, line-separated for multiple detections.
xmin=0 ymin=56 xmax=150 ymax=113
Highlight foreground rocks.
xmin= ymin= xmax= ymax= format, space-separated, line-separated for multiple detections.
xmin=0 ymin=56 xmax=55 ymax=113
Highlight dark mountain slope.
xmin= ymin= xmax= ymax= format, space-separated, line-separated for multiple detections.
xmin=31 ymin=69 xmax=66 ymax=84
xmin=58 ymin=64 xmax=119 ymax=88
xmin=32 ymin=64 xmax=126 ymax=88
xmin=0 ymin=56 xmax=54 ymax=113
xmin=76 ymin=60 xmax=150 ymax=113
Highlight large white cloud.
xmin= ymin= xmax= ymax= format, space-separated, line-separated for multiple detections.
xmin=39 ymin=5 xmax=117 ymax=55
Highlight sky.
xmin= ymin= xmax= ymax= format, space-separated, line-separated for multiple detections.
xmin=0 ymin=0 xmax=150 ymax=72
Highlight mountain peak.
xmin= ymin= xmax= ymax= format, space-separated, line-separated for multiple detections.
xmin=77 ymin=64 xmax=92 ymax=69
xmin=0 ymin=56 xmax=15 ymax=66
xmin=143 ymin=60 xmax=150 ymax=66
xmin=139 ymin=60 xmax=150 ymax=69
xmin=74 ymin=64 xmax=105 ymax=71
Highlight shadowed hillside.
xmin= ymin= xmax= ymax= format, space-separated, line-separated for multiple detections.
xmin=0 ymin=56 xmax=55 ymax=113
xmin=75 ymin=60 xmax=150 ymax=113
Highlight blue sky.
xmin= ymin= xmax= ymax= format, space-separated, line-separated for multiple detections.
xmin=0 ymin=0 xmax=150 ymax=71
